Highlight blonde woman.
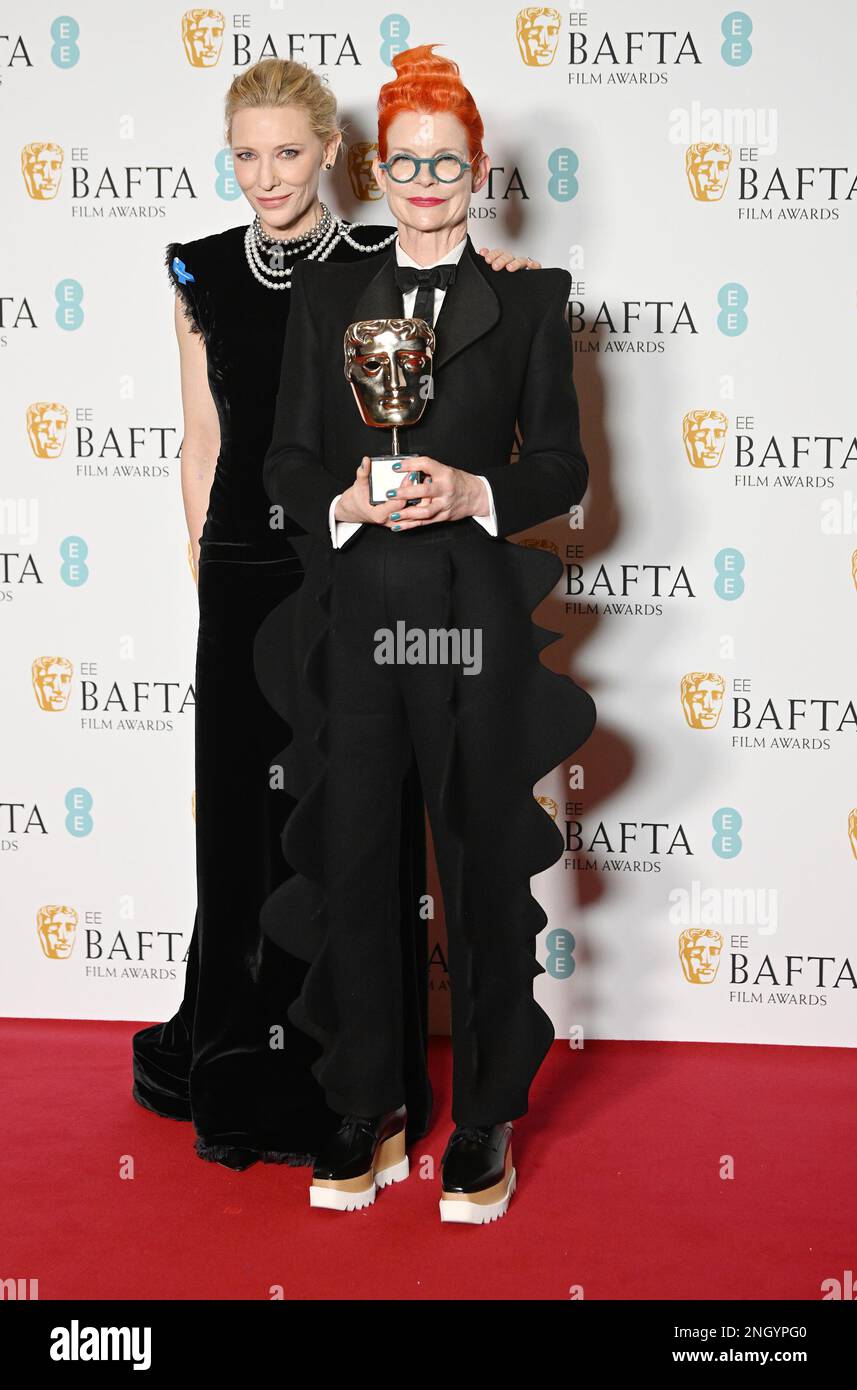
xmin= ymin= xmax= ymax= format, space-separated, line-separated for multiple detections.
xmin=131 ymin=58 xmax=536 ymax=1172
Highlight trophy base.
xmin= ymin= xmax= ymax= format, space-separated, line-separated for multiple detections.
xmin=369 ymin=454 xmax=424 ymax=506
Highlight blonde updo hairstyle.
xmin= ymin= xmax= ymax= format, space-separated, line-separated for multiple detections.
xmin=224 ymin=58 xmax=342 ymax=160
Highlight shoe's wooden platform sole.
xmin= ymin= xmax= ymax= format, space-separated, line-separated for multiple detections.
xmin=439 ymin=1147 xmax=516 ymax=1225
xmin=309 ymin=1129 xmax=409 ymax=1212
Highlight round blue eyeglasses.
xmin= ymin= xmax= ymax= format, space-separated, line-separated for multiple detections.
xmin=378 ymin=153 xmax=473 ymax=184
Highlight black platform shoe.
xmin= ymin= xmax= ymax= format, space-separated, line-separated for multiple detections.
xmin=309 ymin=1105 xmax=409 ymax=1211
xmin=439 ymin=1122 xmax=516 ymax=1225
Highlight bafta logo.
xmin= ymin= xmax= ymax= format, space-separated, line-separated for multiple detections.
xmin=37 ymin=905 xmax=79 ymax=960
xmin=32 ymin=656 xmax=73 ymax=712
xmin=685 ymin=144 xmax=732 ymax=202
xmin=21 ymin=142 xmax=64 ymax=200
xmin=680 ymin=672 xmax=725 ymax=730
xmin=851 ymin=550 xmax=857 ymax=591
xmin=181 ymin=8 xmax=225 ymax=67
xmin=27 ymin=402 xmax=69 ymax=459
xmin=515 ymin=6 xmax=562 ymax=66
xmin=849 ymin=809 xmax=857 ymax=860
xmin=536 ymin=795 xmax=558 ymax=820
xmin=678 ymin=927 xmax=723 ymax=984
xmin=347 ymin=142 xmax=383 ymax=201
xmin=683 ymin=410 xmax=728 ymax=470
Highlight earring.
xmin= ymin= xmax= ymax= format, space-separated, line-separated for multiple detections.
xmin=325 ymin=162 xmax=332 ymax=169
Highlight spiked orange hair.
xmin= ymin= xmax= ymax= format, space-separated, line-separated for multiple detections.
xmin=377 ymin=44 xmax=485 ymax=163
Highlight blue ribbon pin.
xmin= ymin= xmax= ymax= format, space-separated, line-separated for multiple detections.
xmin=172 ymin=256 xmax=195 ymax=285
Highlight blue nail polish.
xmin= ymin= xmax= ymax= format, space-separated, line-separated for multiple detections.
xmin=386 ymin=488 xmax=398 ymax=498
xmin=391 ymin=512 xmax=400 ymax=520
xmin=408 ymin=471 xmax=418 ymax=481
xmin=392 ymin=462 xmax=402 ymax=471
xmin=392 ymin=524 xmax=401 ymax=531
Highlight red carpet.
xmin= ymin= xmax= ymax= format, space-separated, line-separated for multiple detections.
xmin=1 ymin=1019 xmax=853 ymax=1301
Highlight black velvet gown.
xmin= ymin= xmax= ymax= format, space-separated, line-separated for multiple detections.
xmin=131 ymin=220 xmax=433 ymax=1165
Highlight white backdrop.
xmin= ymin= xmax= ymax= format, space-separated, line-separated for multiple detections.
xmin=2 ymin=1 xmax=855 ymax=1049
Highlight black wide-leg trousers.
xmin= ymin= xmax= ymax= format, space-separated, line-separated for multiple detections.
xmin=309 ymin=517 xmax=559 ymax=1127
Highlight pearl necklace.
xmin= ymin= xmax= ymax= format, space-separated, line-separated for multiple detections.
xmin=244 ymin=204 xmax=397 ymax=290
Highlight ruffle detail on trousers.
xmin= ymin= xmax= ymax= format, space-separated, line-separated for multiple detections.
xmin=430 ymin=537 xmax=597 ymax=1112
xmin=253 ymin=530 xmax=596 ymax=1123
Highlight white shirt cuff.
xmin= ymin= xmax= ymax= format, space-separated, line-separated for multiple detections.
xmin=329 ymin=493 xmax=362 ymax=549
xmin=472 ymin=475 xmax=498 ymax=536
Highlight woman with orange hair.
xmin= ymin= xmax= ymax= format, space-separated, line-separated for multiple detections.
xmin=256 ymin=45 xmax=596 ymax=1223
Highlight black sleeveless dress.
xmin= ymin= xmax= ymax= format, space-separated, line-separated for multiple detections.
xmin=131 ymin=220 xmax=433 ymax=1165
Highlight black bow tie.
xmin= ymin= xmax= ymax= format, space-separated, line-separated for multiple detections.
xmin=394 ymin=262 xmax=458 ymax=328
xmin=393 ymin=262 xmax=458 ymax=293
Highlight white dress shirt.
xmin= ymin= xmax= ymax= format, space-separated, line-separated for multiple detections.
xmin=327 ymin=234 xmax=498 ymax=548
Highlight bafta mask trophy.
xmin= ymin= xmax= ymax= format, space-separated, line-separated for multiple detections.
xmin=343 ymin=317 xmax=436 ymax=505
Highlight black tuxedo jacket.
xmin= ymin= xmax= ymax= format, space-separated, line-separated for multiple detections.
xmin=263 ymin=234 xmax=588 ymax=545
